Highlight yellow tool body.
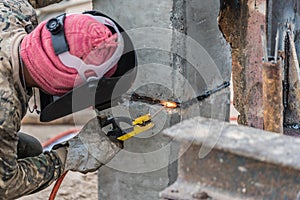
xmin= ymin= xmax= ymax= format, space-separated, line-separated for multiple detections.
xmin=132 ymin=114 xmax=151 ymax=125
xmin=117 ymin=114 xmax=154 ymax=141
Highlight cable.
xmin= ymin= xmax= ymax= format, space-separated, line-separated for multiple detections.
xmin=41 ymin=129 xmax=79 ymax=200
xmin=42 ymin=129 xmax=79 ymax=149
xmin=48 ymin=171 xmax=68 ymax=200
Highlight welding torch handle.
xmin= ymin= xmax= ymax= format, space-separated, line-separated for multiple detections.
xmin=131 ymin=93 xmax=161 ymax=104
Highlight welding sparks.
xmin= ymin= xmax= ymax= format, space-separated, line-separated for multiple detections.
xmin=151 ymin=101 xmax=178 ymax=118
xmin=160 ymin=101 xmax=178 ymax=108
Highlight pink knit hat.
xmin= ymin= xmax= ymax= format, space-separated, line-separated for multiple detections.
xmin=20 ymin=14 xmax=119 ymax=96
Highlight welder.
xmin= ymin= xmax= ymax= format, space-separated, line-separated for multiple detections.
xmin=0 ymin=1 xmax=123 ymax=199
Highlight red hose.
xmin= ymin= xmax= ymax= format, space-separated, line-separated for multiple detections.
xmin=42 ymin=129 xmax=79 ymax=148
xmin=48 ymin=171 xmax=68 ymax=200
xmin=42 ymin=129 xmax=79 ymax=200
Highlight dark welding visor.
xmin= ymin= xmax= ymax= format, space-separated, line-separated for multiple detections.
xmin=39 ymin=10 xmax=137 ymax=122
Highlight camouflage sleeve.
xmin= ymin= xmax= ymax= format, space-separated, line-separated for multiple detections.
xmin=28 ymin=0 xmax=64 ymax=8
xmin=0 ymin=54 xmax=63 ymax=199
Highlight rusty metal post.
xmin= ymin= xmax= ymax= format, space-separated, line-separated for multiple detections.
xmin=219 ymin=0 xmax=266 ymax=129
xmin=284 ymin=32 xmax=300 ymax=125
xmin=160 ymin=117 xmax=300 ymax=199
xmin=262 ymin=59 xmax=283 ymax=133
xmin=263 ymin=0 xmax=300 ymax=135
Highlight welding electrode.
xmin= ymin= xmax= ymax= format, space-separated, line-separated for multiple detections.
xmin=128 ymin=81 xmax=230 ymax=109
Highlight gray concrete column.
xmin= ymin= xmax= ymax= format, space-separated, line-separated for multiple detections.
xmin=93 ymin=0 xmax=231 ymax=199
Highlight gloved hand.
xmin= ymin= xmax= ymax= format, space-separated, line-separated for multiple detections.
xmin=54 ymin=117 xmax=123 ymax=174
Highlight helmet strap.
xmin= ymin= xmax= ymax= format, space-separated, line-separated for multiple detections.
xmin=19 ymin=45 xmax=40 ymax=114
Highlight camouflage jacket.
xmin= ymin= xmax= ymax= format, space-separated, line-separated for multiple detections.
xmin=0 ymin=0 xmax=64 ymax=199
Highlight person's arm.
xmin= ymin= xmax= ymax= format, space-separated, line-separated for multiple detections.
xmin=0 ymin=53 xmax=64 ymax=199
xmin=28 ymin=0 xmax=64 ymax=9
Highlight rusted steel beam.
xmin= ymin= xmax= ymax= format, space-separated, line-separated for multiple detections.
xmin=262 ymin=59 xmax=283 ymax=133
xmin=160 ymin=117 xmax=300 ymax=199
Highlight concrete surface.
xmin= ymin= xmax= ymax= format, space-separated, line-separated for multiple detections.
xmin=93 ymin=0 xmax=231 ymax=199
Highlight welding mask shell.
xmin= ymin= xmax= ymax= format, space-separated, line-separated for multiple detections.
xmin=39 ymin=10 xmax=137 ymax=122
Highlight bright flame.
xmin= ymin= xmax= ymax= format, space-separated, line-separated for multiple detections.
xmin=160 ymin=101 xmax=178 ymax=108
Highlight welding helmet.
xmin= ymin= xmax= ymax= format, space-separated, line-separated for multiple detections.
xmin=39 ymin=10 xmax=137 ymax=122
